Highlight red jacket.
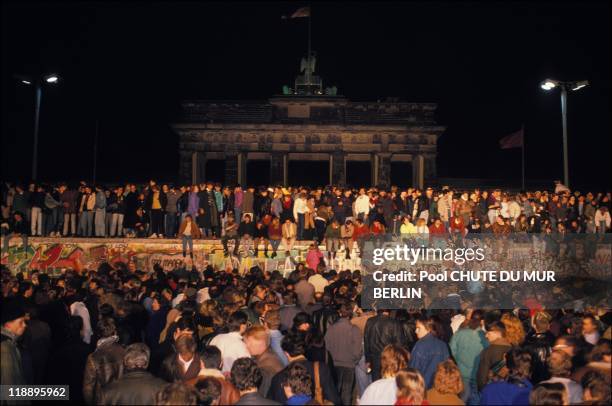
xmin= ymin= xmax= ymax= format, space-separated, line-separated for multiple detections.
xmin=450 ymin=217 xmax=465 ymax=233
xmin=370 ymin=223 xmax=385 ymax=235
xmin=429 ymin=223 xmax=446 ymax=235
xmin=353 ymin=224 xmax=370 ymax=241
xmin=268 ymin=223 xmax=282 ymax=240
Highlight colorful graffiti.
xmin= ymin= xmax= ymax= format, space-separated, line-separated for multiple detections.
xmin=1 ymin=237 xmax=361 ymax=276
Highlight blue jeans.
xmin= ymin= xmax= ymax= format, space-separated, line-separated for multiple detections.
xmin=461 ymin=377 xmax=480 ymax=405
xmin=165 ymin=213 xmax=178 ymax=237
xmin=182 ymin=236 xmax=193 ymax=255
xmin=234 ymin=207 xmax=242 ymax=222
xmin=44 ymin=207 xmax=61 ymax=235
xmin=79 ymin=211 xmax=93 ymax=237
xmin=355 ymin=355 xmax=371 ymax=398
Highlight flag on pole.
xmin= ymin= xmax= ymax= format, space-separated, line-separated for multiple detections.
xmin=499 ymin=126 xmax=524 ymax=149
xmin=290 ymin=6 xmax=310 ymax=18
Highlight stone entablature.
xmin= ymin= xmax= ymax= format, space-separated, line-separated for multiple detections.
xmin=173 ymin=96 xmax=445 ymax=188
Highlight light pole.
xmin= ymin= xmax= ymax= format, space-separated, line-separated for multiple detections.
xmin=540 ymin=78 xmax=588 ymax=188
xmin=16 ymin=73 xmax=60 ymax=181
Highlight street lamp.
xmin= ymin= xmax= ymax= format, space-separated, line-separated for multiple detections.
xmin=16 ymin=73 xmax=60 ymax=181
xmin=540 ymin=78 xmax=589 ymax=188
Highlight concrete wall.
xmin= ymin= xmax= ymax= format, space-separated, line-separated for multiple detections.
xmin=1 ymin=237 xmax=362 ymax=276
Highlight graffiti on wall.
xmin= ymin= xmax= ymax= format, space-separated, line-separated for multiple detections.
xmin=1 ymin=237 xmax=362 ymax=276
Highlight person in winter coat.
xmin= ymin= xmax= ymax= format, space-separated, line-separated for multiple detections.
xmin=268 ymin=217 xmax=282 ymax=258
xmin=198 ymin=183 xmax=220 ymax=237
xmin=146 ymin=185 xmax=167 ymax=238
xmin=271 ymin=192 xmax=283 ymax=219
xmin=324 ymin=220 xmax=341 ymax=259
xmin=281 ymin=218 xmax=297 ymax=255
xmin=99 ymin=343 xmax=167 ymax=405
xmin=280 ymin=194 xmax=294 ymax=223
xmin=305 ymin=243 xmax=323 ymax=271
xmin=255 ymin=188 xmax=272 ymax=222
xmin=595 ymin=206 xmax=611 ymax=233
xmin=233 ymin=186 xmax=244 ymax=222
xmin=78 ymin=186 xmax=96 ymax=237
xmin=250 ymin=220 xmax=267 ymax=257
xmin=241 ymin=186 xmax=255 ymax=219
xmin=122 ymin=184 xmax=139 ymax=236
xmin=163 ymin=184 xmax=180 ymax=238
xmin=364 ymin=310 xmax=408 ymax=382
xmin=340 ymin=220 xmax=354 ymax=259
xmin=178 ymin=215 xmax=202 ymax=259
xmin=409 ymin=317 xmax=450 ymax=389
xmin=449 ymin=310 xmax=488 ymax=404
xmin=186 ymin=185 xmax=200 ymax=221
xmin=94 ymin=185 xmax=107 ymax=237
xmin=83 ymin=318 xmax=125 ymax=405
xmin=2 ymin=211 xmax=29 ymax=254
xmin=454 ymin=192 xmax=473 ymax=226
xmin=238 ymin=214 xmax=256 ymax=254
xmin=324 ymin=302 xmax=363 ymax=406
xmin=1 ymin=299 xmax=27 ymax=387
xmin=29 ymin=184 xmax=45 ymax=236
xmin=480 ymin=349 xmax=534 ymax=406
xmin=44 ymin=186 xmax=62 ymax=236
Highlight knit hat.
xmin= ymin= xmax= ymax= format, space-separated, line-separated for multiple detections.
xmin=1 ymin=298 xmax=26 ymax=325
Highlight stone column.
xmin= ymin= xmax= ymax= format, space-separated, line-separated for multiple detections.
xmin=225 ymin=153 xmax=238 ymax=186
xmin=371 ymin=154 xmax=378 ymax=187
xmin=283 ymin=154 xmax=288 ymax=186
xmin=424 ymin=154 xmax=437 ymax=186
xmin=412 ymin=154 xmax=425 ymax=189
xmin=191 ymin=152 xmax=198 ymax=185
xmin=331 ymin=151 xmax=346 ymax=186
xmin=270 ymin=153 xmax=286 ymax=186
xmin=179 ymin=150 xmax=193 ymax=185
xmin=237 ymin=152 xmax=247 ymax=186
xmin=376 ymin=153 xmax=391 ymax=188
xmin=197 ymin=152 xmax=207 ymax=184
xmin=328 ymin=155 xmax=333 ymax=186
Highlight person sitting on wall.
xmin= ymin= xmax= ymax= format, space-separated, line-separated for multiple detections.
xmin=238 ymin=214 xmax=256 ymax=256
xmin=1 ymin=211 xmax=28 ymax=255
xmin=222 ymin=215 xmax=239 ymax=257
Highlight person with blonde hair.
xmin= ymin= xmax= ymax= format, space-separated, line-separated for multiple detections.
xmin=426 ymin=360 xmax=464 ymax=405
xmin=395 ymin=368 xmax=427 ymax=405
xmin=243 ymin=325 xmax=283 ymax=397
xmin=360 ymin=344 xmax=410 ymax=405
xmin=501 ymin=313 xmax=526 ymax=347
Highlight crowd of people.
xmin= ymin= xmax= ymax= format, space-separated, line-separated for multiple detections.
xmin=1 ymin=179 xmax=611 ymax=405
xmin=2 ymin=180 xmax=611 ymax=258
xmin=1 ymin=256 xmax=611 ymax=405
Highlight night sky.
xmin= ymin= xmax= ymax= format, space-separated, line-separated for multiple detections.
xmin=1 ymin=1 xmax=610 ymax=190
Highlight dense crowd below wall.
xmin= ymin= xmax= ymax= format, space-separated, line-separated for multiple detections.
xmin=1 ymin=180 xmax=612 ymax=405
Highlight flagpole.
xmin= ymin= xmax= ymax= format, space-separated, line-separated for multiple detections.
xmin=307 ymin=4 xmax=312 ymax=84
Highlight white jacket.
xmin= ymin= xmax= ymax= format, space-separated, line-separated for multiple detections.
xmin=70 ymin=301 xmax=92 ymax=344
xmin=355 ymin=195 xmax=370 ymax=215
xmin=293 ymin=197 xmax=308 ymax=220
xmin=595 ymin=210 xmax=611 ymax=228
